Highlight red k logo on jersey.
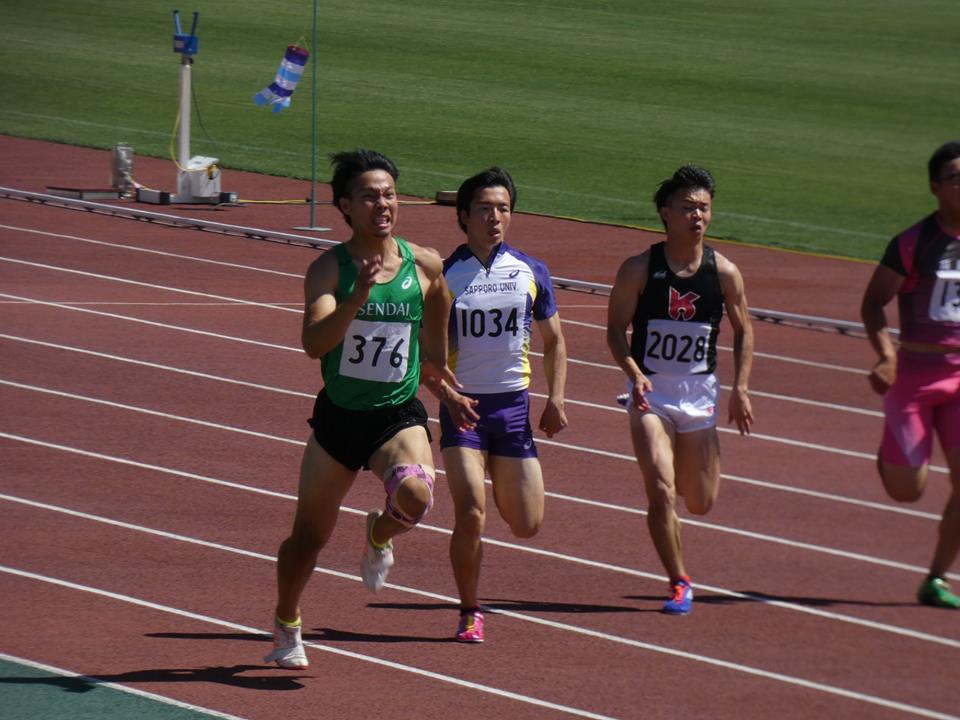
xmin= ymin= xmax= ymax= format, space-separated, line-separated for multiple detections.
xmin=668 ymin=286 xmax=700 ymax=320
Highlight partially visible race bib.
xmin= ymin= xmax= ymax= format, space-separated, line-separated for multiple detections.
xmin=339 ymin=318 xmax=411 ymax=382
xmin=643 ymin=319 xmax=711 ymax=375
xmin=929 ymin=269 xmax=960 ymax=323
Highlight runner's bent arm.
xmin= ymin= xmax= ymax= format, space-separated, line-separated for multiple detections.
xmin=301 ymin=251 xmax=381 ymax=359
xmin=860 ymin=264 xmax=903 ymax=395
xmin=414 ymin=244 xmax=479 ymax=429
xmin=537 ymin=312 xmax=568 ymax=437
xmin=606 ymin=253 xmax=652 ymax=411
xmin=718 ymin=255 xmax=754 ymax=435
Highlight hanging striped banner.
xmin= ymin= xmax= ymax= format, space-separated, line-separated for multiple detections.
xmin=253 ymin=45 xmax=310 ymax=113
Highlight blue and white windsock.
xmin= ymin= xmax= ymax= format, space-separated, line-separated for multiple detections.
xmin=253 ymin=45 xmax=310 ymax=113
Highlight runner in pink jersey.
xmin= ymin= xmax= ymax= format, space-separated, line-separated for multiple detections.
xmin=861 ymin=140 xmax=960 ymax=609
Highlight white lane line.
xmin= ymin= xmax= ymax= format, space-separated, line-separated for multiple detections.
xmin=0 ymin=251 xmax=868 ymax=375
xmin=553 ymin=319 xmax=868 ymax=374
xmin=0 ymin=293 xmax=299 ymax=353
xmin=0 ymin=257 xmax=300 ymax=314
xmin=0 ymin=379 xmax=301 ymax=446
xmin=0 ymin=301 xmax=300 ymax=307
xmin=0 ymin=565 xmax=617 ymax=720
xmin=0 ymin=332 xmax=931 ymax=518
xmin=3 ymin=374 xmax=951 ymax=569
xmin=0 ymin=652 xmax=249 ymax=720
xmin=1 ymin=514 xmax=955 ymax=720
xmin=0 ymin=223 xmax=303 ymax=277
xmin=1 ymin=334 xmax=911 ymax=514
xmin=534 ymin=386 xmax=882 ymax=418
xmin=3 ymin=430 xmax=958 ymax=640
xmin=0 ymin=314 xmax=910 ymax=470
xmin=1 ymin=279 xmax=879 ymax=417
xmin=532 ymin=431 xmax=946 ymax=475
xmin=0 ymin=333 xmax=311 ymax=399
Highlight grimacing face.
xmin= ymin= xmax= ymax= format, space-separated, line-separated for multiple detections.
xmin=339 ymin=169 xmax=398 ymax=238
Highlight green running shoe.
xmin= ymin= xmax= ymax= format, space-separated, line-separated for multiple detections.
xmin=917 ymin=577 xmax=960 ymax=609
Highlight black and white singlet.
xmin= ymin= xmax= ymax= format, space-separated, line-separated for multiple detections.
xmin=630 ymin=242 xmax=724 ymax=376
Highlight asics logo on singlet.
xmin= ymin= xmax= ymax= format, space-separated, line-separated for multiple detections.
xmin=508 ymin=269 xmax=520 ymax=278
xmin=668 ymin=287 xmax=700 ymax=321
xmin=652 ymin=270 xmax=667 ymax=279
xmin=401 ymin=276 xmax=413 ymax=289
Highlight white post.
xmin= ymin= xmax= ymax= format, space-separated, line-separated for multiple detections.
xmin=177 ymin=54 xmax=192 ymax=196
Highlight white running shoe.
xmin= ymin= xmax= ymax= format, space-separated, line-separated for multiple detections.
xmin=263 ymin=618 xmax=308 ymax=668
xmin=362 ymin=510 xmax=394 ymax=593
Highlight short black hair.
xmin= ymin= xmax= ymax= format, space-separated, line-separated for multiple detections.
xmin=928 ymin=141 xmax=960 ymax=182
xmin=653 ymin=164 xmax=716 ymax=212
xmin=329 ymin=149 xmax=399 ymax=225
xmin=455 ymin=166 xmax=517 ymax=233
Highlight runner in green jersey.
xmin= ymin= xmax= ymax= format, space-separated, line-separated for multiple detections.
xmin=265 ymin=149 xmax=477 ymax=668
xmin=321 ymin=238 xmax=423 ymax=410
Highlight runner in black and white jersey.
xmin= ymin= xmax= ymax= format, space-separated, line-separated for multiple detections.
xmin=606 ymin=164 xmax=754 ymax=615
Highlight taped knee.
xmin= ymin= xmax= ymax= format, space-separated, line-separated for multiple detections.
xmin=384 ymin=464 xmax=434 ymax=527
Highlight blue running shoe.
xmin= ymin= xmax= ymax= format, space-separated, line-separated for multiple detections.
xmin=662 ymin=578 xmax=693 ymax=615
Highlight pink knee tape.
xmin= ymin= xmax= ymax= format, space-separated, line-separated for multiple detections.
xmin=384 ymin=464 xmax=434 ymax=526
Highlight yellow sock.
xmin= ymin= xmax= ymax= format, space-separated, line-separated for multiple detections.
xmin=369 ymin=517 xmax=390 ymax=549
xmin=276 ymin=614 xmax=301 ymax=628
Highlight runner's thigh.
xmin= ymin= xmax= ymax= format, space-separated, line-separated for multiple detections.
xmin=488 ymin=455 xmax=544 ymax=531
xmin=293 ymin=435 xmax=358 ymax=544
xmin=443 ymin=446 xmax=488 ymax=515
xmin=629 ymin=408 xmax=676 ymax=484
xmin=368 ymin=424 xmax=434 ymax=477
xmin=673 ymin=426 xmax=720 ymax=514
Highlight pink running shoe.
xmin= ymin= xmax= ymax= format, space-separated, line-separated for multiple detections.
xmin=455 ymin=609 xmax=484 ymax=643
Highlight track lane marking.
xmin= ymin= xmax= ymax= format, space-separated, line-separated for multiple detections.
xmin=0 ymin=284 xmax=880 ymax=412
xmin=0 ymin=223 xmax=303 ymax=277
xmin=0 ymin=314 xmax=919 ymax=470
xmin=1 ymin=376 xmax=950 ymax=573
xmin=0 ymin=251 xmax=871 ymax=374
xmin=0 ymin=510 xmax=955 ymax=720
xmin=0 ymin=652 xmax=249 ymax=720
xmin=0 ymin=256 xmax=300 ymax=314
xmin=2 ymin=432 xmax=956 ymax=645
xmin=0 ymin=564 xmax=618 ymax=720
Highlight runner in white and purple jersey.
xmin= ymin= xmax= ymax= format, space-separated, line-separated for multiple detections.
xmin=433 ymin=167 xmax=568 ymax=643
xmin=861 ymin=140 xmax=960 ymax=609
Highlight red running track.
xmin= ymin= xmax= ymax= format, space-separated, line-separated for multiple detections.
xmin=0 ymin=136 xmax=957 ymax=720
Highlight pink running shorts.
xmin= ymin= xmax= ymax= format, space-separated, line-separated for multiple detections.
xmin=879 ymin=351 xmax=960 ymax=468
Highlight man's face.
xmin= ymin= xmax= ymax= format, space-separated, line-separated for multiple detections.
xmin=460 ymin=185 xmax=512 ymax=254
xmin=932 ymin=157 xmax=960 ymax=217
xmin=659 ymin=187 xmax=712 ymax=242
xmin=339 ymin=169 xmax=398 ymax=238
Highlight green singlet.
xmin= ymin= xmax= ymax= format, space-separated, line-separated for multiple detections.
xmin=321 ymin=238 xmax=424 ymax=410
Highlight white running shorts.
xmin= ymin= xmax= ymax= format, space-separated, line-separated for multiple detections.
xmin=628 ymin=373 xmax=718 ymax=433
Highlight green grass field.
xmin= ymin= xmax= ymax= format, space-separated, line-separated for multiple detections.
xmin=1 ymin=1 xmax=957 ymax=259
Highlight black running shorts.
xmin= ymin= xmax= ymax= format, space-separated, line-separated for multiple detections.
xmin=307 ymin=389 xmax=431 ymax=471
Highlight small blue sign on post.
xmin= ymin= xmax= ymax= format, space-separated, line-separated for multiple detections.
xmin=172 ymin=10 xmax=199 ymax=56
